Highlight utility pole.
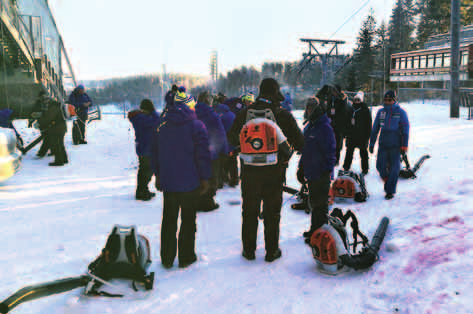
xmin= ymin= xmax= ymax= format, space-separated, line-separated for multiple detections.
xmin=298 ymin=39 xmax=349 ymax=87
xmin=450 ymin=0 xmax=460 ymax=118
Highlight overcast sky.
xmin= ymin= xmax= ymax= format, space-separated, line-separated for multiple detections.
xmin=48 ymin=0 xmax=395 ymax=81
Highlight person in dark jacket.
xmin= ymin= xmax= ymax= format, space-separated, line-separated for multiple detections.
xmin=195 ymin=91 xmax=228 ymax=211
xmin=128 ymin=99 xmax=161 ymax=201
xmin=151 ymin=92 xmax=212 ymax=269
xmin=318 ymin=84 xmax=351 ymax=165
xmin=297 ymin=97 xmax=336 ymax=239
xmin=342 ymin=91 xmax=372 ymax=174
xmin=228 ymin=78 xmax=305 ymax=263
xmin=215 ymin=101 xmax=238 ymax=187
xmin=38 ymin=98 xmax=68 ymax=166
xmin=369 ymin=90 xmax=410 ymax=200
xmin=68 ymin=84 xmax=92 ymax=145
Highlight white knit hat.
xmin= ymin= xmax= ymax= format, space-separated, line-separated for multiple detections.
xmin=354 ymin=91 xmax=364 ymax=102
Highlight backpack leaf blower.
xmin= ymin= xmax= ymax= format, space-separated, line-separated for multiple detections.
xmin=0 ymin=225 xmax=154 ymax=313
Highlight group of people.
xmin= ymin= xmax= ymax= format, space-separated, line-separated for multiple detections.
xmin=126 ymin=78 xmax=410 ymax=269
xmin=34 ymin=84 xmax=93 ymax=166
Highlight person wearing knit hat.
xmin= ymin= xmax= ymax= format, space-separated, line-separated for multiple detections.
xmin=322 ymin=84 xmax=352 ymax=165
xmin=68 ymin=84 xmax=92 ymax=145
xmin=128 ymin=99 xmax=161 ymax=200
xmin=227 ymin=77 xmax=305 ymax=263
xmin=151 ymin=91 xmax=212 ymax=268
xmin=298 ymin=97 xmax=336 ymax=239
xmin=342 ymin=91 xmax=372 ymax=175
xmin=369 ymin=90 xmax=410 ymax=200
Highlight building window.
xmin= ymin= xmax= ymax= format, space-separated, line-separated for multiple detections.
xmin=461 ymin=51 xmax=468 ymax=65
xmin=395 ymin=58 xmax=400 ymax=70
xmin=406 ymin=57 xmax=412 ymax=69
xmin=413 ymin=56 xmax=419 ymax=69
xmin=420 ymin=55 xmax=427 ymax=68
xmin=427 ymin=55 xmax=434 ymax=68
xmin=400 ymin=57 xmax=406 ymax=69
xmin=435 ymin=54 xmax=443 ymax=67
xmin=443 ymin=53 xmax=450 ymax=67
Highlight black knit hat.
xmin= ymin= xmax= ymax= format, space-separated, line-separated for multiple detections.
xmin=259 ymin=78 xmax=284 ymax=102
xmin=384 ymin=90 xmax=396 ymax=100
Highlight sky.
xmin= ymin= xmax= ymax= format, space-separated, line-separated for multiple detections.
xmin=1 ymin=101 xmax=472 ymax=313
xmin=46 ymin=0 xmax=396 ymax=81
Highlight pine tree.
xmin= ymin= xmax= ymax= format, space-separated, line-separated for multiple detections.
xmin=353 ymin=9 xmax=378 ymax=90
xmin=388 ymin=0 xmax=415 ymax=52
xmin=416 ymin=0 xmax=451 ymax=47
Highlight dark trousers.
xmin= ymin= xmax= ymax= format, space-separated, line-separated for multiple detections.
xmin=49 ymin=131 xmax=68 ymax=164
xmin=36 ymin=131 xmax=50 ymax=157
xmin=334 ymin=131 xmax=344 ymax=164
xmin=161 ymin=190 xmax=199 ymax=265
xmin=72 ymin=118 xmax=87 ymax=143
xmin=136 ymin=156 xmax=153 ymax=196
xmin=308 ymin=171 xmax=331 ymax=231
xmin=221 ymin=154 xmax=239 ymax=185
xmin=240 ymin=166 xmax=285 ymax=254
xmin=376 ymin=147 xmax=401 ymax=194
xmin=198 ymin=159 xmax=220 ymax=210
xmin=343 ymin=139 xmax=369 ymax=173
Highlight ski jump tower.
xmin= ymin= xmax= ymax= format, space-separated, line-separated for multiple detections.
xmin=298 ymin=38 xmax=350 ymax=86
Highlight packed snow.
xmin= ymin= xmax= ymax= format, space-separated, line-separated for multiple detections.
xmin=1 ymin=102 xmax=472 ymax=314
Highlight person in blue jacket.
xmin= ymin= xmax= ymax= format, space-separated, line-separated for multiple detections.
xmin=369 ymin=90 xmax=410 ymax=200
xmin=214 ymin=101 xmax=238 ymax=186
xmin=195 ymin=91 xmax=229 ymax=211
xmin=128 ymin=99 xmax=161 ymax=201
xmin=68 ymin=84 xmax=93 ymax=145
xmin=281 ymin=92 xmax=293 ymax=112
xmin=297 ymin=97 xmax=336 ymax=240
xmin=151 ymin=92 xmax=212 ymax=269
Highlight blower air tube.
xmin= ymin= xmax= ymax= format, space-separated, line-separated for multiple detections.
xmin=339 ymin=217 xmax=390 ymax=270
xmin=0 ymin=276 xmax=90 ymax=313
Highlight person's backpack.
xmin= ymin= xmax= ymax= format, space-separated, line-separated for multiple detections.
xmin=239 ymin=108 xmax=291 ymax=166
xmin=85 ymin=225 xmax=154 ymax=297
xmin=330 ymin=170 xmax=368 ymax=203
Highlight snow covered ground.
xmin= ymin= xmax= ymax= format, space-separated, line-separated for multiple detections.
xmin=1 ymin=102 xmax=472 ymax=314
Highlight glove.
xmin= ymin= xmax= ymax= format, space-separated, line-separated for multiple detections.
xmin=369 ymin=146 xmax=374 ymax=154
xmin=296 ymin=166 xmax=305 ymax=184
xmin=400 ymin=146 xmax=408 ymax=153
xmin=199 ymin=180 xmax=209 ymax=195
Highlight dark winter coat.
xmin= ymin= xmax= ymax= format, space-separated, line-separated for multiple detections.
xmin=369 ymin=102 xmax=409 ymax=150
xmin=345 ymin=101 xmax=372 ymax=143
xmin=0 ymin=108 xmax=13 ymax=128
xmin=215 ymin=103 xmax=236 ymax=133
xmin=151 ymin=103 xmax=212 ymax=192
xmin=38 ymin=100 xmax=67 ymax=135
xmin=326 ymin=93 xmax=351 ymax=134
xmin=299 ymin=114 xmax=337 ymax=181
xmin=68 ymin=88 xmax=92 ymax=120
xmin=223 ymin=97 xmax=245 ymax=116
xmin=228 ymin=97 xmax=305 ymax=168
xmin=195 ymin=102 xmax=229 ymax=159
xmin=128 ymin=110 xmax=161 ymax=157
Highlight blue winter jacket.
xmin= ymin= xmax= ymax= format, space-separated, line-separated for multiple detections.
xmin=369 ymin=102 xmax=409 ymax=149
xmin=152 ymin=103 xmax=212 ymax=192
xmin=214 ymin=103 xmax=235 ymax=133
xmin=299 ymin=114 xmax=337 ymax=181
xmin=195 ymin=102 xmax=229 ymax=159
xmin=0 ymin=108 xmax=13 ymax=128
xmin=128 ymin=110 xmax=161 ymax=156
xmin=68 ymin=88 xmax=93 ymax=120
